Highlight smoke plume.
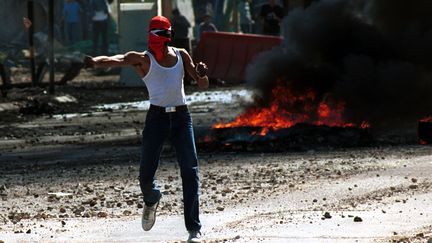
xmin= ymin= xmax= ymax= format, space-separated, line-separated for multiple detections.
xmin=246 ymin=0 xmax=432 ymax=128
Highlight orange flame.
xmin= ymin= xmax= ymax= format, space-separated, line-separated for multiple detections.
xmin=213 ymin=85 xmax=368 ymax=135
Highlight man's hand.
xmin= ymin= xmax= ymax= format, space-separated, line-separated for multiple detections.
xmin=195 ymin=61 xmax=209 ymax=89
xmin=196 ymin=62 xmax=208 ymax=77
xmin=83 ymin=55 xmax=95 ymax=68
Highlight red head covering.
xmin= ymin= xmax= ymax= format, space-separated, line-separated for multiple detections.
xmin=148 ymin=15 xmax=171 ymax=30
xmin=148 ymin=16 xmax=172 ymax=62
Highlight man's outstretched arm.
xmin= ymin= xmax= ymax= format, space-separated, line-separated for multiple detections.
xmin=85 ymin=52 xmax=145 ymax=69
xmin=85 ymin=54 xmax=127 ymax=68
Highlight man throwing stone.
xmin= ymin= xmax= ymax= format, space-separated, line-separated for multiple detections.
xmin=85 ymin=16 xmax=208 ymax=243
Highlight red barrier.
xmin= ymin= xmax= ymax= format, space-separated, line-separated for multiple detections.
xmin=193 ymin=32 xmax=283 ymax=83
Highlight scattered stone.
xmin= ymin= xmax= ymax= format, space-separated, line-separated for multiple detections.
xmin=222 ymin=188 xmax=232 ymax=193
xmin=73 ymin=206 xmax=85 ymax=216
xmin=353 ymin=216 xmax=362 ymax=222
xmin=123 ymin=210 xmax=132 ymax=216
xmin=216 ymin=206 xmax=225 ymax=211
xmin=26 ymin=229 xmax=31 ymax=234
xmin=85 ymin=186 xmax=94 ymax=193
xmin=416 ymin=233 xmax=424 ymax=238
xmin=411 ymin=178 xmax=418 ymax=183
xmin=61 ymin=220 xmax=66 ymax=226
xmin=8 ymin=212 xmax=31 ymax=223
xmin=97 ymin=212 xmax=108 ymax=218
xmin=114 ymin=187 xmax=124 ymax=192
xmin=409 ymin=184 xmax=418 ymax=189
xmin=0 ymin=185 xmax=8 ymax=198
xmin=19 ymin=98 xmax=54 ymax=115
xmin=54 ymin=95 xmax=78 ymax=103
xmin=323 ymin=212 xmax=332 ymax=219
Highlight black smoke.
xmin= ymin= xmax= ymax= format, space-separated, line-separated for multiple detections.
xmin=246 ymin=0 xmax=432 ymax=129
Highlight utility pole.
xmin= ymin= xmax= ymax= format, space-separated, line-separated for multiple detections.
xmin=48 ymin=0 xmax=55 ymax=94
xmin=27 ymin=0 xmax=37 ymax=86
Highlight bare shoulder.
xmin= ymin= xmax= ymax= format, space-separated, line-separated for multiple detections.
xmin=125 ymin=51 xmax=149 ymax=63
xmin=177 ymin=48 xmax=189 ymax=56
xmin=177 ymin=48 xmax=192 ymax=62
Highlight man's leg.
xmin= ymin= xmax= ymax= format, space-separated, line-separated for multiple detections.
xmin=171 ymin=111 xmax=201 ymax=232
xmin=139 ymin=110 xmax=168 ymax=205
xmin=139 ymin=110 xmax=168 ymax=231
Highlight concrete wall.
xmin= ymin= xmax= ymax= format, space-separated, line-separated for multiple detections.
xmin=118 ymin=2 xmax=157 ymax=86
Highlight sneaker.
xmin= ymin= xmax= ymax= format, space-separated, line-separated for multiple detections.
xmin=141 ymin=201 xmax=159 ymax=231
xmin=187 ymin=230 xmax=202 ymax=243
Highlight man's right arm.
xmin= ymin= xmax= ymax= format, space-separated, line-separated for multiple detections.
xmin=85 ymin=52 xmax=149 ymax=77
xmin=86 ymin=52 xmax=142 ymax=68
xmin=86 ymin=54 xmax=125 ymax=68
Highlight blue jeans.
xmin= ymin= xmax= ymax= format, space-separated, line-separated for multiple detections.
xmin=139 ymin=105 xmax=201 ymax=231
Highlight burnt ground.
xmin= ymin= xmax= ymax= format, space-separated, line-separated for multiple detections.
xmin=1 ymin=70 xmax=432 ymax=242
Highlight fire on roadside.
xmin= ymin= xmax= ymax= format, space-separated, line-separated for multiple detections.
xmin=213 ymin=85 xmax=369 ymax=136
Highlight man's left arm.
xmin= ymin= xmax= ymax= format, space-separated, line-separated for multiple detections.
xmin=180 ymin=49 xmax=209 ymax=89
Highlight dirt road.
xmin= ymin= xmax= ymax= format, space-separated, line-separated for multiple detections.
xmin=1 ymin=78 xmax=431 ymax=242
xmin=1 ymin=144 xmax=432 ymax=242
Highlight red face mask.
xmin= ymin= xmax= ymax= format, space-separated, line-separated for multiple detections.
xmin=148 ymin=16 xmax=172 ymax=62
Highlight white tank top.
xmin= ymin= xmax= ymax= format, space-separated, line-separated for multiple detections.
xmin=142 ymin=47 xmax=186 ymax=107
